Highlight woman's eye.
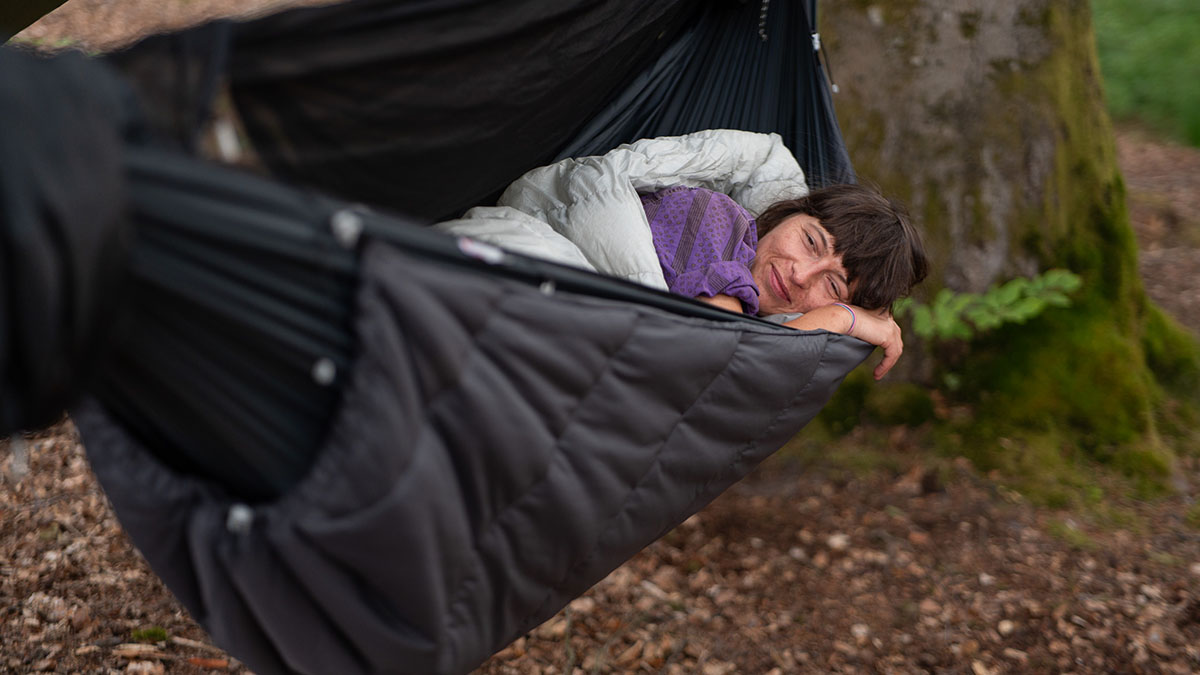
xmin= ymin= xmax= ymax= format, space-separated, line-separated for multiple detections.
xmin=806 ymin=234 xmax=816 ymax=249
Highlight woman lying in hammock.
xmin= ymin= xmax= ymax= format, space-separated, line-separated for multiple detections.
xmin=436 ymin=129 xmax=927 ymax=378
xmin=641 ymin=182 xmax=927 ymax=379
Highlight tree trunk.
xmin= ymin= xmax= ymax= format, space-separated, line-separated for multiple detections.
xmin=818 ymin=0 xmax=1198 ymax=487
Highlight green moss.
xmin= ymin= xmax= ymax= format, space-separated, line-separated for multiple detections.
xmin=918 ymin=180 xmax=954 ymax=289
xmin=959 ymin=11 xmax=982 ymax=39
xmin=961 ymin=305 xmax=1153 ymax=441
xmin=864 ymin=382 xmax=935 ymax=426
xmin=832 ymin=98 xmax=890 ymax=180
xmin=131 ymin=626 xmax=169 ymax=643
xmin=814 ymin=364 xmax=871 ymax=435
xmin=1141 ymin=304 xmax=1200 ymax=394
xmin=930 ymin=406 xmax=1175 ymax=508
xmin=964 ymin=185 xmax=997 ymax=247
xmin=1016 ymin=5 xmax=1055 ymax=29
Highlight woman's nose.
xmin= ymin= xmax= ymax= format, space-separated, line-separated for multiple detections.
xmin=791 ymin=265 xmax=817 ymax=289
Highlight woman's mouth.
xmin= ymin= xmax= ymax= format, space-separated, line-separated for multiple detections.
xmin=770 ymin=266 xmax=792 ymax=304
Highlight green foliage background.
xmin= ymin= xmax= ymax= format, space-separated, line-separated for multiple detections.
xmin=1092 ymin=0 xmax=1200 ymax=147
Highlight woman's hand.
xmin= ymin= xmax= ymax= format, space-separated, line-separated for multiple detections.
xmin=782 ymin=304 xmax=903 ymax=380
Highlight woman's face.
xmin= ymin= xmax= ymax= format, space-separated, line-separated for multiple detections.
xmin=751 ymin=213 xmax=851 ymax=315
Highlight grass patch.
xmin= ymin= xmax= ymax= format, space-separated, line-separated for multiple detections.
xmin=1088 ymin=499 xmax=1147 ymax=533
xmin=939 ymin=429 xmax=1099 ymax=509
xmin=814 ymin=365 xmax=871 ymax=435
xmin=1148 ymin=550 xmax=1185 ymax=567
xmin=778 ymin=421 xmax=911 ymax=477
xmin=1046 ymin=519 xmax=1097 ymax=551
xmin=793 ymin=406 xmax=1163 ymax=527
xmin=815 ymin=363 xmax=936 ymax=433
xmin=1185 ymin=502 xmax=1200 ymax=529
xmin=933 ymin=417 xmax=1175 ymax=512
xmin=1092 ymin=0 xmax=1200 ymax=147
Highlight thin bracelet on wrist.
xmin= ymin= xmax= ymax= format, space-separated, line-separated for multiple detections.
xmin=832 ymin=302 xmax=856 ymax=334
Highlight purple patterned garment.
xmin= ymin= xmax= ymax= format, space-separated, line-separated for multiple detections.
xmin=640 ymin=186 xmax=760 ymax=314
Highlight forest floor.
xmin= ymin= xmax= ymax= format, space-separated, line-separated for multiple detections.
xmin=5 ymin=2 xmax=1200 ymax=673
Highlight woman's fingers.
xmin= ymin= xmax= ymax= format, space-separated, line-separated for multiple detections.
xmin=871 ymin=312 xmax=902 ymax=379
xmin=873 ymin=334 xmax=902 ymax=379
xmin=790 ymin=304 xmax=904 ymax=378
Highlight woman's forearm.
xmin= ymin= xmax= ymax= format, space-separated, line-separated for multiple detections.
xmin=780 ymin=304 xmax=854 ymax=333
xmin=782 ymin=304 xmax=902 ymax=380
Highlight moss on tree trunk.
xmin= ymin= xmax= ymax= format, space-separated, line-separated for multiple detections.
xmin=817 ymin=0 xmax=1199 ymax=494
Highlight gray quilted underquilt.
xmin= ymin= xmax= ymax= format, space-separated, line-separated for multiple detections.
xmin=74 ymin=238 xmax=870 ymax=675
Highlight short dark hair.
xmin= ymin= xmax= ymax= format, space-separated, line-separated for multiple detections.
xmin=756 ymin=184 xmax=928 ymax=310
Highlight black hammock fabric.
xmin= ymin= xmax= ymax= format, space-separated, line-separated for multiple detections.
xmin=107 ymin=0 xmax=853 ymax=221
xmin=108 ymin=0 xmax=697 ymax=221
xmin=552 ymin=0 xmax=854 ymax=189
xmin=0 ymin=49 xmax=138 ymax=434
